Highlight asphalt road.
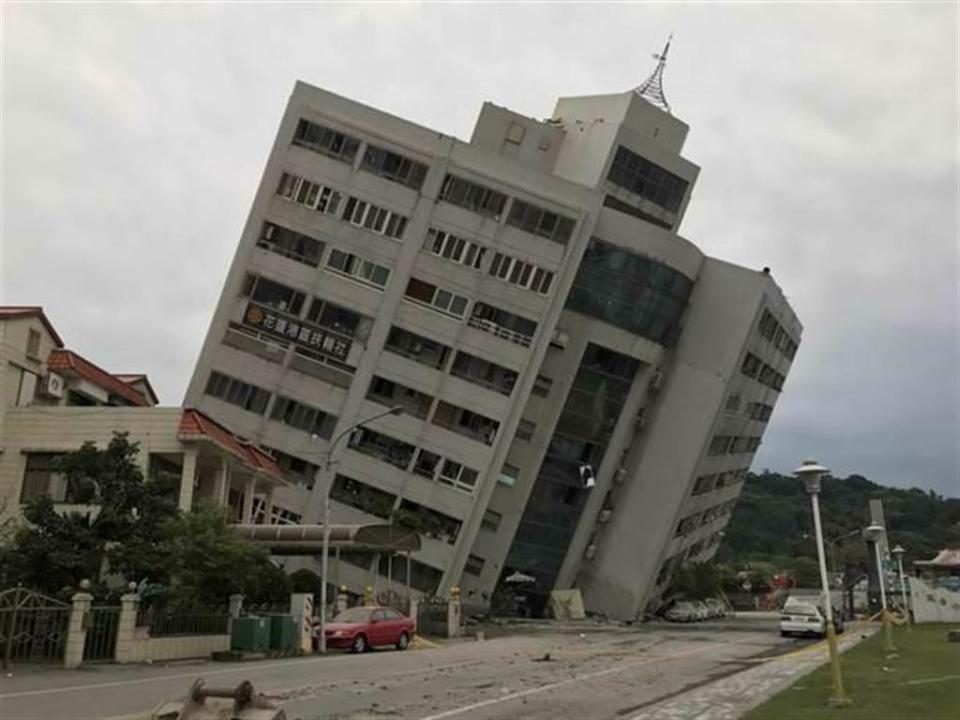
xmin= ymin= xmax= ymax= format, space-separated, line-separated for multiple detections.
xmin=0 ymin=621 xmax=814 ymax=720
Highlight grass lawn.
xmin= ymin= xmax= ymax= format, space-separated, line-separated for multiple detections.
xmin=745 ymin=624 xmax=960 ymax=720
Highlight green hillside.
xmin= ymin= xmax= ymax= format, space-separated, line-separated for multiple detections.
xmin=717 ymin=470 xmax=960 ymax=570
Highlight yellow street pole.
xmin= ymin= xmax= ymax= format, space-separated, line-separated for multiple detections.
xmin=795 ymin=460 xmax=851 ymax=707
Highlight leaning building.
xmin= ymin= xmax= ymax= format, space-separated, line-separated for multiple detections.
xmin=184 ymin=71 xmax=801 ymax=619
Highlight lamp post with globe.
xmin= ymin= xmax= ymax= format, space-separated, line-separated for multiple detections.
xmin=794 ymin=459 xmax=850 ymax=707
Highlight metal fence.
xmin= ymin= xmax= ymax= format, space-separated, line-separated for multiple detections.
xmin=83 ymin=606 xmax=120 ymax=662
xmin=0 ymin=587 xmax=71 ymax=669
xmin=136 ymin=607 xmax=229 ymax=637
xmin=416 ymin=595 xmax=450 ymax=637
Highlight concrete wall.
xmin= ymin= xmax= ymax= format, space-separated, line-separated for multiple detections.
xmin=908 ymin=577 xmax=960 ymax=623
xmin=122 ymin=629 xmax=230 ymax=663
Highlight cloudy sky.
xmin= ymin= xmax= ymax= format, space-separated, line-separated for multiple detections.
xmin=2 ymin=3 xmax=957 ymax=496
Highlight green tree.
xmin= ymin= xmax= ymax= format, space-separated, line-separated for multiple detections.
xmin=0 ymin=433 xmax=179 ymax=596
xmin=161 ymin=504 xmax=289 ymax=607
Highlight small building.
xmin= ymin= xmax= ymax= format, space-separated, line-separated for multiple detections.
xmin=0 ymin=306 xmax=288 ymax=522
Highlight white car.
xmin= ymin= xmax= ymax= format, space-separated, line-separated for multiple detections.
xmin=779 ymin=602 xmax=845 ymax=637
xmin=704 ymin=598 xmax=728 ymax=619
xmin=664 ymin=601 xmax=699 ymax=622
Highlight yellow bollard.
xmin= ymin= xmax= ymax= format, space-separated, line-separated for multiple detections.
xmin=883 ymin=608 xmax=897 ymax=653
xmin=825 ymin=620 xmax=851 ymax=706
xmin=364 ymin=586 xmax=375 ymax=606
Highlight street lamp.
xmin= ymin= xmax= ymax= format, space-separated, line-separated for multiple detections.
xmin=891 ymin=544 xmax=911 ymax=630
xmin=314 ymin=405 xmax=403 ymax=654
xmin=864 ymin=523 xmax=895 ymax=652
xmin=794 ymin=459 xmax=850 ymax=707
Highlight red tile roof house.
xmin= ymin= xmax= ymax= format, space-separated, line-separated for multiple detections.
xmin=0 ymin=306 xmax=287 ymax=524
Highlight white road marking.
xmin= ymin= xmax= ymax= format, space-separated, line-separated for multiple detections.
xmin=0 ymin=656 xmax=479 ymax=700
xmin=420 ymin=640 xmax=738 ymax=720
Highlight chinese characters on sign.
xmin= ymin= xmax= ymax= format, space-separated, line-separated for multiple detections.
xmin=244 ymin=303 xmax=351 ymax=361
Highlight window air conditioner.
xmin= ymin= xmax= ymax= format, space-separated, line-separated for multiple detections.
xmin=39 ymin=372 xmax=65 ymax=399
xmin=598 ymin=509 xmax=612 ymax=523
xmin=648 ymin=372 xmax=664 ymax=391
xmin=584 ymin=544 xmax=597 ymax=560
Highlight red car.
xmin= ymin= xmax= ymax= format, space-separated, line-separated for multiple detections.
xmin=323 ymin=606 xmax=415 ymax=653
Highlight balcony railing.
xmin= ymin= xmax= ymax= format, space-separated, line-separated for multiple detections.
xmin=467 ymin=316 xmax=532 ymax=348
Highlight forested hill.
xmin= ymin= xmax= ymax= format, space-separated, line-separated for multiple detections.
xmin=718 ymin=471 xmax=960 ymax=565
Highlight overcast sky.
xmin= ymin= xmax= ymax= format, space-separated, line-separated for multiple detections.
xmin=2 ymin=3 xmax=957 ymax=496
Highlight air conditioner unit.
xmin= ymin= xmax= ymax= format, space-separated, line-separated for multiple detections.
xmin=39 ymin=372 xmax=65 ymax=399
xmin=615 ymin=467 xmax=627 ymax=483
xmin=598 ymin=509 xmax=612 ymax=523
xmin=634 ymin=417 xmax=647 ymax=431
xmin=648 ymin=372 xmax=664 ymax=391
xmin=550 ymin=328 xmax=569 ymax=349
xmin=584 ymin=544 xmax=597 ymax=560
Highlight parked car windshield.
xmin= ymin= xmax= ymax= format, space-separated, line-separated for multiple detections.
xmin=333 ymin=607 xmax=372 ymax=623
xmin=787 ymin=603 xmax=819 ymax=616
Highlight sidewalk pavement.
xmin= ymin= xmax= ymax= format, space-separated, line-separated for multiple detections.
xmin=629 ymin=625 xmax=879 ymax=720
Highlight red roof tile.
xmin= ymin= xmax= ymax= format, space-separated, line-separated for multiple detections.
xmin=114 ymin=374 xmax=160 ymax=404
xmin=47 ymin=349 xmax=150 ymax=406
xmin=178 ymin=409 xmax=285 ymax=483
xmin=0 ymin=306 xmax=64 ymax=347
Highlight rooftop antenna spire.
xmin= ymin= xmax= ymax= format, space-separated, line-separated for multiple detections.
xmin=634 ymin=35 xmax=673 ymax=114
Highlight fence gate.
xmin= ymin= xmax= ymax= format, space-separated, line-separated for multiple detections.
xmin=416 ymin=596 xmax=449 ymax=637
xmin=83 ymin=606 xmax=120 ymax=662
xmin=0 ymin=587 xmax=71 ymax=669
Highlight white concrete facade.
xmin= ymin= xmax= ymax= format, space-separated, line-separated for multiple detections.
xmin=185 ymin=81 xmax=801 ymax=618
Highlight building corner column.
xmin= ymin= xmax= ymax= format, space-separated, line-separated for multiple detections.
xmin=241 ymin=476 xmax=257 ymax=524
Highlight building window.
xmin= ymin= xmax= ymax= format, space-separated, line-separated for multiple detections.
xmin=378 ymin=556 xmax=442 ymax=593
xmin=269 ymin=395 xmax=337 ymax=438
xmin=20 ymin=453 xmax=66 ymax=503
xmin=349 ymin=427 xmax=416 ymax=470
xmin=204 ymin=371 xmax=271 ymax=414
xmin=468 ymin=302 xmax=538 ymax=347
xmin=438 ymin=174 xmax=507 ymax=219
xmin=330 ymin=474 xmax=396 ymax=519
xmin=276 ymin=172 xmax=342 ymax=215
xmin=531 ymin=374 xmax=554 ymax=398
xmin=26 ymin=329 xmax=41 ymax=359
xmin=304 ymin=298 xmax=364 ymax=339
xmin=438 ymin=460 xmax=479 ymax=494
xmin=692 ymin=474 xmax=716 ymax=496
xmin=707 ymin=435 xmax=732 ymax=456
xmin=326 ymin=248 xmax=391 ymax=289
xmin=404 ymin=278 xmax=469 ymax=318
xmin=431 ymin=401 xmax=499 ymax=445
xmin=292 ymin=118 xmax=360 ymax=163
xmin=724 ymin=395 xmax=741 ymax=413
xmin=367 ymin=376 xmax=433 ymax=419
xmin=488 ymin=252 xmax=554 ymax=295
xmin=423 ymin=228 xmax=486 ymax=270
xmin=449 ymin=351 xmax=518 ymax=395
xmin=395 ymin=499 xmax=462 ymax=544
xmin=481 ymin=509 xmax=502 ymax=532
xmin=606 ymin=145 xmax=688 ymax=213
xmin=505 ymin=199 xmax=575 ymax=245
xmin=602 ymin=195 xmax=673 ymax=231
xmin=257 ymin=222 xmax=325 ymax=267
xmin=498 ymin=463 xmax=519 ymax=486
xmin=265 ymin=446 xmax=320 ymax=489
xmin=566 ymin=238 xmax=693 ymax=346
xmin=740 ymin=353 xmax=762 ymax=379
xmin=384 ymin=326 xmax=451 ymax=370
xmin=242 ymin=274 xmax=306 ymax=316
xmin=341 ymin=196 xmax=408 ymax=239
xmin=360 ymin=144 xmax=429 ymax=190
xmin=412 ymin=449 xmax=441 ymax=480
xmin=464 ymin=554 xmax=485 ymax=576
xmin=515 ymin=419 xmax=536 ymax=441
